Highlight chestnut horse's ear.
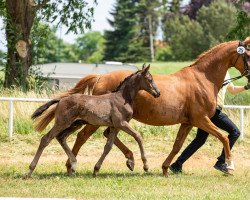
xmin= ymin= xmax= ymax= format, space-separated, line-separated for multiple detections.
xmin=243 ymin=36 xmax=250 ymax=46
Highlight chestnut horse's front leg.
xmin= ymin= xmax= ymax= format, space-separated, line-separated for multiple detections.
xmin=195 ymin=116 xmax=234 ymax=174
xmin=162 ymin=123 xmax=193 ymax=177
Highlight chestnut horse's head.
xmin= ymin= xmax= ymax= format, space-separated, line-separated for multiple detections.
xmin=139 ymin=64 xmax=161 ymax=98
xmin=231 ymin=36 xmax=250 ymax=82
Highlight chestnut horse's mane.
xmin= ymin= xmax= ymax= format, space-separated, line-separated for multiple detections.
xmin=191 ymin=41 xmax=236 ymax=66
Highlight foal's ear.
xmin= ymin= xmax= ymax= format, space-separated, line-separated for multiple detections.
xmin=142 ymin=64 xmax=150 ymax=74
xmin=142 ymin=63 xmax=146 ymax=70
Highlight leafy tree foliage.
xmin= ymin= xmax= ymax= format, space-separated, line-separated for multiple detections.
xmin=161 ymin=0 xmax=237 ymax=61
xmin=74 ymin=31 xmax=105 ymax=63
xmin=104 ymin=0 xmax=140 ymax=62
xmin=104 ymin=0 xmax=161 ymax=63
xmin=196 ymin=0 xmax=236 ymax=47
xmin=183 ymin=0 xmax=212 ymax=19
xmin=0 ymin=0 xmax=96 ymax=90
xmin=31 ymin=23 xmax=77 ymax=64
xmin=227 ymin=0 xmax=250 ymax=40
xmin=163 ymin=16 xmax=206 ymax=60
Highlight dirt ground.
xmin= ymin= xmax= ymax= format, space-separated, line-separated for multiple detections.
xmin=1 ymin=134 xmax=250 ymax=174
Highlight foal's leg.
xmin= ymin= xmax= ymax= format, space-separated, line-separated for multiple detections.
xmin=103 ymin=127 xmax=135 ymax=171
xmin=67 ymin=125 xmax=135 ymax=172
xmin=162 ymin=123 xmax=193 ymax=177
xmin=24 ymin=126 xmax=64 ymax=179
xmin=66 ymin=124 xmax=99 ymax=174
xmin=118 ymin=121 xmax=149 ymax=172
xmin=195 ymin=116 xmax=234 ymax=174
xmin=56 ymin=121 xmax=84 ymax=176
xmin=93 ymin=128 xmax=119 ymax=177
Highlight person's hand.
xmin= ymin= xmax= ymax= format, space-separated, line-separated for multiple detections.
xmin=244 ymin=82 xmax=250 ymax=90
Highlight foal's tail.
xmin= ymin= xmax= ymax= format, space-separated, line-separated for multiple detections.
xmin=32 ymin=74 xmax=100 ymax=132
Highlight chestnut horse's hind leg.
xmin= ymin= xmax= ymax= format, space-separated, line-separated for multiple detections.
xmin=23 ymin=126 xmax=64 ymax=179
xmin=66 ymin=124 xmax=99 ymax=174
xmin=162 ymin=123 xmax=193 ymax=177
xmin=119 ymin=121 xmax=149 ymax=172
xmin=103 ymin=127 xmax=135 ymax=171
xmin=195 ymin=116 xmax=234 ymax=174
xmin=56 ymin=120 xmax=84 ymax=176
xmin=93 ymin=127 xmax=119 ymax=177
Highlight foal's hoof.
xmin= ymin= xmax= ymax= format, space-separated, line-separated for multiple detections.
xmin=143 ymin=165 xmax=149 ymax=173
xmin=93 ymin=166 xmax=99 ymax=177
xmin=22 ymin=173 xmax=31 ymax=180
xmin=126 ymin=159 xmax=135 ymax=171
xmin=67 ymin=169 xmax=76 ymax=177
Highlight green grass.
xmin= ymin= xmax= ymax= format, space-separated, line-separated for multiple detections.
xmin=0 ymin=135 xmax=250 ymax=199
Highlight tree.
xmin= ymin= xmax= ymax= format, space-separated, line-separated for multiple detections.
xmin=163 ymin=15 xmax=206 ymax=60
xmin=136 ymin=0 xmax=162 ymax=62
xmin=0 ymin=0 xmax=96 ymax=90
xmin=74 ymin=31 xmax=105 ymax=63
xmin=104 ymin=0 xmax=140 ymax=63
xmin=227 ymin=0 xmax=250 ymax=40
xmin=31 ymin=23 xmax=77 ymax=64
xmin=183 ymin=0 xmax=213 ymax=19
xmin=0 ymin=49 xmax=5 ymax=66
xmin=196 ymin=0 xmax=236 ymax=47
xmin=162 ymin=0 xmax=237 ymax=61
xmin=104 ymin=0 xmax=162 ymax=63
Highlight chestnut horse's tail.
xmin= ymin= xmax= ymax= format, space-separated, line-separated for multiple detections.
xmin=33 ymin=74 xmax=99 ymax=132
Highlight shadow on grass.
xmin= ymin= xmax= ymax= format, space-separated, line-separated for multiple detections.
xmin=6 ymin=170 xmax=168 ymax=180
xmin=2 ymin=167 xmax=217 ymax=180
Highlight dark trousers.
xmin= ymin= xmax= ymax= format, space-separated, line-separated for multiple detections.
xmin=175 ymin=108 xmax=240 ymax=167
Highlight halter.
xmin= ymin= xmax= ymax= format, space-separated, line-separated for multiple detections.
xmin=222 ymin=41 xmax=250 ymax=87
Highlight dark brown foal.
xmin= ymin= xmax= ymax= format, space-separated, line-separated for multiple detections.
xmin=25 ymin=64 xmax=160 ymax=178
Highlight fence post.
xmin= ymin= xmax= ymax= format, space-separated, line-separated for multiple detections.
xmin=240 ymin=108 xmax=244 ymax=140
xmin=8 ymin=100 xmax=14 ymax=139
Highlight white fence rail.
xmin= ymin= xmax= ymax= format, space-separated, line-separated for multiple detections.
xmin=0 ymin=97 xmax=249 ymax=140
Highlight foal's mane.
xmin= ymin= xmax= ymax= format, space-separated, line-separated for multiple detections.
xmin=191 ymin=41 xmax=236 ymax=66
xmin=112 ymin=70 xmax=141 ymax=93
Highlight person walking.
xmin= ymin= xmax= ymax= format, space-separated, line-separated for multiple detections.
xmin=170 ymin=72 xmax=250 ymax=173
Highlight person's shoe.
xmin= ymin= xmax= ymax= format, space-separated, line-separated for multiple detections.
xmin=169 ymin=162 xmax=182 ymax=174
xmin=213 ymin=162 xmax=228 ymax=174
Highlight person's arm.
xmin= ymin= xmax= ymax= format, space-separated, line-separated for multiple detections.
xmin=227 ymin=82 xmax=250 ymax=94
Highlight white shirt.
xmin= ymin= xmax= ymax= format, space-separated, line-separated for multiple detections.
xmin=217 ymin=72 xmax=230 ymax=108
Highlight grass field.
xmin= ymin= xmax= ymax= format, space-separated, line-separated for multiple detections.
xmin=1 ymin=133 xmax=250 ymax=199
xmin=1 ymin=61 xmax=250 ymax=199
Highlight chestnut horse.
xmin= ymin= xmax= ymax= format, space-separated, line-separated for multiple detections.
xmin=25 ymin=65 xmax=160 ymax=178
xmin=33 ymin=37 xmax=250 ymax=177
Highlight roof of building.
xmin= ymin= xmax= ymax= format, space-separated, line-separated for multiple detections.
xmin=31 ymin=63 xmax=138 ymax=79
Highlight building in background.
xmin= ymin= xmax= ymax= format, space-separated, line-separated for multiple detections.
xmin=30 ymin=62 xmax=138 ymax=89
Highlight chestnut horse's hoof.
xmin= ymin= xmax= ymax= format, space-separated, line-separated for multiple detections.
xmin=126 ymin=159 xmax=134 ymax=171
xmin=162 ymin=166 xmax=169 ymax=177
xmin=227 ymin=169 xmax=234 ymax=176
